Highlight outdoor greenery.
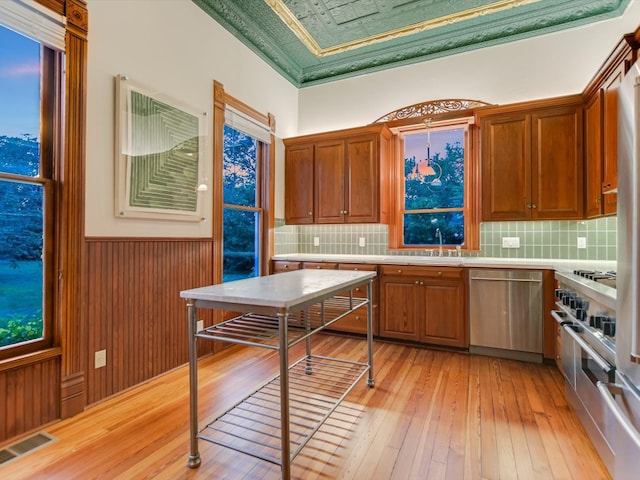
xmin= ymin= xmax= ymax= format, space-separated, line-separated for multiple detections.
xmin=222 ymin=125 xmax=259 ymax=281
xmin=0 ymin=135 xmax=44 ymax=346
xmin=404 ymin=139 xmax=465 ymax=246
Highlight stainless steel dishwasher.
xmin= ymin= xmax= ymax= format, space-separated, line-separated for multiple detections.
xmin=469 ymin=269 xmax=543 ymax=362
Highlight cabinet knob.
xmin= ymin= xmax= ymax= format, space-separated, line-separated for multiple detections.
xmin=316 ymin=265 xmax=321 ymax=269
xmin=438 ymin=271 xmax=442 ymax=276
xmin=308 ymin=211 xmax=312 ymax=216
xmin=284 ymin=265 xmax=289 ymax=269
xmin=531 ymin=204 xmax=537 ymax=209
xmin=397 ymin=269 xmax=402 ymax=273
xmin=415 ymin=280 xmax=420 ymax=284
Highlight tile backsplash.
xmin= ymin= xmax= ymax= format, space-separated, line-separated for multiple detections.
xmin=274 ymin=217 xmax=617 ymax=261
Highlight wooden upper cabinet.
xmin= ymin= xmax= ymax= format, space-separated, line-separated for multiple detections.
xmin=344 ymin=135 xmax=379 ymax=223
xmin=582 ymin=32 xmax=639 ymax=217
xmin=284 ymin=143 xmax=314 ymax=224
xmin=478 ymin=97 xmax=584 ymax=221
xmin=315 ymin=139 xmax=346 ymax=223
xmin=284 ymin=124 xmax=391 ymax=225
xmin=584 ymin=91 xmax=604 ymax=219
xmin=602 ymin=63 xmax=624 ymax=197
xmin=531 ymin=105 xmax=583 ymax=220
xmin=480 ymin=112 xmax=531 ymax=220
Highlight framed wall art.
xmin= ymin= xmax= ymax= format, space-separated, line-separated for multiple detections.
xmin=114 ymin=74 xmax=208 ymax=221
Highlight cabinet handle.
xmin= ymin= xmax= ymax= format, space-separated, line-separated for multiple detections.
xmin=531 ymin=204 xmax=537 ymax=209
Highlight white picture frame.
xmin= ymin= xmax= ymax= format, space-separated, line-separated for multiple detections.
xmin=114 ymin=74 xmax=207 ymax=221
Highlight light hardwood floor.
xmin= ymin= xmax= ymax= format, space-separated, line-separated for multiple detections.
xmin=1 ymin=334 xmax=610 ymax=479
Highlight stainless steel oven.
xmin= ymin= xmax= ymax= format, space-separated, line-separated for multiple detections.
xmin=553 ymin=270 xmax=617 ymax=475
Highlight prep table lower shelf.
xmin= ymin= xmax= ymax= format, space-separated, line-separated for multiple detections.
xmin=181 ymin=269 xmax=376 ymax=480
xmin=198 ymin=354 xmax=370 ymax=466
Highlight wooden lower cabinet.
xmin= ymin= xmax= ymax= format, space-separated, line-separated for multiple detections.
xmin=379 ymin=265 xmax=468 ymax=348
xmin=333 ymin=263 xmax=379 ymax=335
xmin=271 ymin=260 xmax=379 ymax=335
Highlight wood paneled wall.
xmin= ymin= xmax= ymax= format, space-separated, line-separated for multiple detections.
xmin=0 ymin=355 xmax=60 ymax=441
xmin=85 ymin=239 xmax=215 ymax=405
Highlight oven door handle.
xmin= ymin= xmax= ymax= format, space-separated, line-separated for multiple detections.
xmin=597 ymin=381 xmax=640 ymax=450
xmin=551 ymin=309 xmax=569 ymax=325
xmin=562 ymin=323 xmax=615 ymax=374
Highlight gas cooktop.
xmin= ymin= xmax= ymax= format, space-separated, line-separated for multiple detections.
xmin=572 ymin=269 xmax=617 ymax=289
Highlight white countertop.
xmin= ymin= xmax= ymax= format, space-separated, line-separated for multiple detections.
xmin=180 ymin=269 xmax=376 ymax=312
xmin=272 ymin=253 xmax=616 ymax=273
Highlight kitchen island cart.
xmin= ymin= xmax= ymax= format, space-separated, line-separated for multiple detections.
xmin=181 ymin=269 xmax=376 ymax=479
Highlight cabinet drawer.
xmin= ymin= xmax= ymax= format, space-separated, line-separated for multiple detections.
xmin=272 ymin=260 xmax=302 ymax=273
xmin=380 ymin=265 xmax=464 ymax=279
xmin=338 ymin=263 xmax=378 ymax=272
xmin=328 ymin=306 xmax=378 ymax=336
xmin=303 ymin=262 xmax=338 ymax=270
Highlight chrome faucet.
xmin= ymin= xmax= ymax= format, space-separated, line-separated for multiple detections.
xmin=435 ymin=228 xmax=443 ymax=256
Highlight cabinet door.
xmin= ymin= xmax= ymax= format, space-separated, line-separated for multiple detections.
xmin=531 ymin=105 xmax=583 ymax=219
xmin=284 ymin=144 xmax=314 ymax=224
xmin=584 ymin=92 xmax=604 ymax=219
xmin=379 ymin=277 xmax=421 ymax=342
xmin=602 ymin=62 xmax=624 ymax=213
xmin=422 ymin=280 xmax=467 ymax=348
xmin=481 ymin=113 xmax=532 ymax=220
xmin=345 ymin=135 xmax=378 ymax=223
xmin=314 ymin=140 xmax=345 ymax=223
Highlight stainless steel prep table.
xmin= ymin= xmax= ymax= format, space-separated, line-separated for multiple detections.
xmin=180 ymin=269 xmax=376 ymax=480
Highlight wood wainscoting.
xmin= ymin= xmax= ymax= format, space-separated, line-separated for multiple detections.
xmin=85 ymin=238 xmax=215 ymax=406
xmin=0 ymin=353 xmax=60 ymax=443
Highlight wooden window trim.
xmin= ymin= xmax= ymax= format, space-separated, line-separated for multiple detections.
xmin=213 ymin=81 xmax=275 ymax=283
xmin=388 ymin=117 xmax=481 ymax=252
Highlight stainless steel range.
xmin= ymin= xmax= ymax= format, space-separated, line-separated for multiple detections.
xmin=553 ymin=269 xmax=617 ymax=474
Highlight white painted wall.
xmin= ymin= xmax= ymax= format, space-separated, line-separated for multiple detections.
xmin=85 ymin=0 xmax=640 ymax=235
xmin=85 ymin=0 xmax=298 ymax=236
xmin=297 ymin=0 xmax=640 ymax=135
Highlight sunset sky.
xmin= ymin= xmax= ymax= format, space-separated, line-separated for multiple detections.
xmin=0 ymin=25 xmax=41 ymax=138
xmin=404 ymin=128 xmax=463 ymax=163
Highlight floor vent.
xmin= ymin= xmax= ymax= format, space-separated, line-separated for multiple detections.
xmin=0 ymin=432 xmax=56 ymax=466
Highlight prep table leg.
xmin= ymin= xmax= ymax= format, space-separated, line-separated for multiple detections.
xmin=278 ymin=311 xmax=291 ymax=480
xmin=186 ymin=300 xmax=201 ymax=468
xmin=367 ymin=281 xmax=375 ymax=388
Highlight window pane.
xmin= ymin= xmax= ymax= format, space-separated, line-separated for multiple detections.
xmin=0 ymin=25 xmax=44 ymax=349
xmin=0 ymin=180 xmax=44 ymax=347
xmin=403 ymin=211 xmax=464 ymax=246
xmin=223 ymin=208 xmax=259 ymax=282
xmin=404 ymin=129 xmax=464 ymax=209
xmin=223 ymin=125 xmax=257 ymax=207
xmin=0 ymin=26 xmax=41 ymax=176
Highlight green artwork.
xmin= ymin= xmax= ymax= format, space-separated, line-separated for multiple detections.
xmin=115 ymin=75 xmax=206 ymax=220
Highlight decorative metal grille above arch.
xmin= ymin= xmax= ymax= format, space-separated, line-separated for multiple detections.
xmin=373 ymin=99 xmax=494 ymax=124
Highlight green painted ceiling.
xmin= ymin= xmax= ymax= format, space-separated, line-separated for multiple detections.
xmin=193 ymin=0 xmax=631 ymax=87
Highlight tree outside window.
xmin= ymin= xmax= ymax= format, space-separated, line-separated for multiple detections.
xmin=0 ymin=25 xmax=46 ymax=349
xmin=222 ymin=125 xmax=262 ymax=282
xmin=400 ymin=125 xmax=468 ymax=249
